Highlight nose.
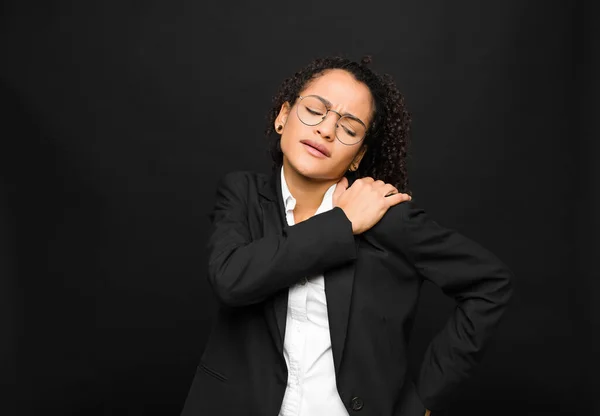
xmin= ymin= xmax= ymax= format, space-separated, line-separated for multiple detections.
xmin=315 ymin=111 xmax=339 ymax=140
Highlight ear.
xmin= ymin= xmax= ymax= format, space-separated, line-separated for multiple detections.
xmin=274 ymin=102 xmax=291 ymax=134
xmin=352 ymin=144 xmax=368 ymax=168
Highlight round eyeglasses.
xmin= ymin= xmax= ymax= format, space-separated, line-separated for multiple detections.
xmin=296 ymin=95 xmax=367 ymax=145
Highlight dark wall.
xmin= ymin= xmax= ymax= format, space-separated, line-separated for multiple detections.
xmin=1 ymin=1 xmax=596 ymax=415
xmin=579 ymin=1 xmax=600 ymax=415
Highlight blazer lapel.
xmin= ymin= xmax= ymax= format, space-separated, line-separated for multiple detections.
xmin=259 ymin=167 xmax=359 ymax=376
xmin=259 ymin=169 xmax=290 ymax=356
xmin=323 ymin=248 xmax=358 ymax=376
xmin=325 ymin=168 xmax=361 ymax=375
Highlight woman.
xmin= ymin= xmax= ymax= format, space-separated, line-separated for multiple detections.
xmin=181 ymin=56 xmax=514 ymax=416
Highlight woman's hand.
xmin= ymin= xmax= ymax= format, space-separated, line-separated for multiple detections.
xmin=333 ymin=176 xmax=412 ymax=235
xmin=424 ymin=410 xmax=431 ymax=416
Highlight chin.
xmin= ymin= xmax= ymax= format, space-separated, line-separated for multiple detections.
xmin=291 ymin=159 xmax=321 ymax=176
xmin=291 ymin=158 xmax=339 ymax=181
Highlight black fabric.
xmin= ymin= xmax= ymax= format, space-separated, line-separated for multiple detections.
xmin=180 ymin=169 xmax=513 ymax=416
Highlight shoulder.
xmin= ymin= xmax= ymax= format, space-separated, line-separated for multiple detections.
xmin=376 ymin=200 xmax=427 ymax=227
xmin=212 ymin=170 xmax=273 ymax=206
xmin=216 ymin=170 xmax=268 ymax=190
xmin=369 ymin=199 xmax=445 ymax=240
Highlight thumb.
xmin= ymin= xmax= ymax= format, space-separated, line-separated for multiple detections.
xmin=332 ymin=176 xmax=348 ymax=207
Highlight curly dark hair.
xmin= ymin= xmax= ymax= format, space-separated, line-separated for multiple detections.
xmin=265 ymin=55 xmax=412 ymax=195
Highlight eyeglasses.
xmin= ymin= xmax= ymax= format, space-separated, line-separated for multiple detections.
xmin=296 ymin=95 xmax=367 ymax=145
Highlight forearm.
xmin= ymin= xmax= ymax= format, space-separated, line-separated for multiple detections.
xmin=208 ymin=207 xmax=356 ymax=307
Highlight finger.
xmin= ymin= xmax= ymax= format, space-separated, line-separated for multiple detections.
xmin=385 ymin=192 xmax=412 ymax=206
xmin=383 ymin=184 xmax=399 ymax=197
xmin=336 ymin=176 xmax=348 ymax=190
xmin=333 ymin=177 xmax=348 ymax=202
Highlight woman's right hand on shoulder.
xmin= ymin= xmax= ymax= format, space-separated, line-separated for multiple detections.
xmin=332 ymin=176 xmax=412 ymax=235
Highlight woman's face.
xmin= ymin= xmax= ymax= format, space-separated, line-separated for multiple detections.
xmin=275 ymin=69 xmax=374 ymax=181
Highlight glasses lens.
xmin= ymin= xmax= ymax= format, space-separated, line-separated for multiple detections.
xmin=297 ymin=96 xmax=327 ymax=126
xmin=337 ymin=116 xmax=366 ymax=145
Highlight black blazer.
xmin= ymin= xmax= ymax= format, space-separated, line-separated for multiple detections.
xmin=180 ymin=168 xmax=514 ymax=416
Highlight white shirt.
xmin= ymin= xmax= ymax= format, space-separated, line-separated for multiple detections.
xmin=278 ymin=166 xmax=349 ymax=416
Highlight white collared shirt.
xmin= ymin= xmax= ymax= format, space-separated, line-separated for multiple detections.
xmin=278 ymin=166 xmax=349 ymax=416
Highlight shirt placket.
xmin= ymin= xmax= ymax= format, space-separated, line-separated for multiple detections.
xmin=281 ymin=201 xmax=309 ymax=416
xmin=289 ymin=282 xmax=308 ymax=415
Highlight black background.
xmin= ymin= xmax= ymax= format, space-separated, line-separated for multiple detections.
xmin=1 ymin=1 xmax=598 ymax=415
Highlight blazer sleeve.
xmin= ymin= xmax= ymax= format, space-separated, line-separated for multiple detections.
xmin=377 ymin=201 xmax=514 ymax=412
xmin=206 ymin=171 xmax=358 ymax=307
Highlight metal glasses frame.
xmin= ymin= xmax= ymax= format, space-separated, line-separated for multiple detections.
xmin=296 ymin=95 xmax=367 ymax=145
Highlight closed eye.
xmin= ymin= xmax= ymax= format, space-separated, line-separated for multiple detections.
xmin=340 ymin=125 xmax=357 ymax=137
xmin=306 ymin=107 xmax=324 ymax=116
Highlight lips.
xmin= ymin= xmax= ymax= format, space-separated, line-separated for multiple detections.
xmin=300 ymin=140 xmax=330 ymax=157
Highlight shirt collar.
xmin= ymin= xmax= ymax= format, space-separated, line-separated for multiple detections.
xmin=280 ymin=165 xmax=296 ymax=211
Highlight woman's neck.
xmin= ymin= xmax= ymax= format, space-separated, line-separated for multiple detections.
xmin=282 ymin=161 xmax=338 ymax=214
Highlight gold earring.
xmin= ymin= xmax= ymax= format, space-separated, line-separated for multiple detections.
xmin=276 ymin=125 xmax=283 ymax=132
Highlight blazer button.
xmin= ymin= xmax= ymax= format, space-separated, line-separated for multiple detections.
xmin=350 ymin=396 xmax=364 ymax=411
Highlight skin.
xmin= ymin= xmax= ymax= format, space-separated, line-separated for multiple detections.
xmin=274 ymin=69 xmax=372 ymax=223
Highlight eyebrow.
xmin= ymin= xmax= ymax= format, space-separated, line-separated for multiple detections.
xmin=313 ymin=95 xmax=364 ymax=124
